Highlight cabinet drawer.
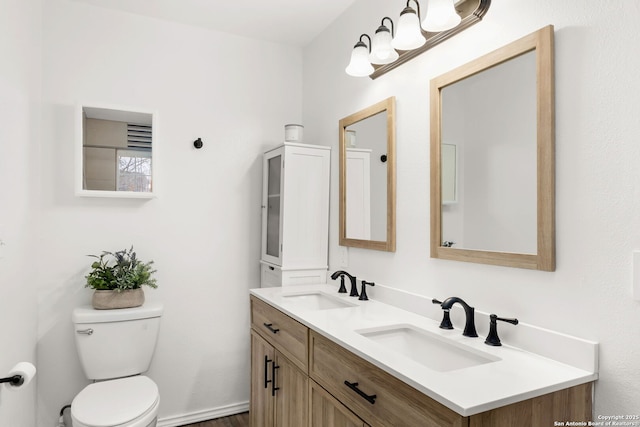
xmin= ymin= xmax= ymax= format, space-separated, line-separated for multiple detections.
xmin=261 ymin=263 xmax=282 ymax=288
xmin=251 ymin=296 xmax=308 ymax=371
xmin=260 ymin=264 xmax=328 ymax=287
xmin=309 ymin=331 xmax=466 ymax=427
xmin=281 ymin=268 xmax=327 ymax=285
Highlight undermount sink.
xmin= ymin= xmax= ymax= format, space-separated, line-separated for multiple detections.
xmin=282 ymin=292 xmax=357 ymax=311
xmin=356 ymin=324 xmax=500 ymax=372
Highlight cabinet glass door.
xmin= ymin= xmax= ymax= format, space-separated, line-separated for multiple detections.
xmin=265 ymin=154 xmax=282 ymax=260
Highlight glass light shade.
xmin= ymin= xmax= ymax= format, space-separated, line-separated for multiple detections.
xmin=369 ymin=29 xmax=399 ymax=65
xmin=422 ymin=0 xmax=461 ymax=32
xmin=345 ymin=44 xmax=374 ymax=77
xmin=391 ymin=10 xmax=426 ymax=51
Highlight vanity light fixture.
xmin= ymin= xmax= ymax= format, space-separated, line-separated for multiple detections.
xmin=369 ymin=17 xmax=399 ymax=65
xmin=345 ymin=34 xmax=375 ymax=77
xmin=422 ymin=0 xmax=461 ymax=32
xmin=344 ymin=0 xmax=490 ymax=79
xmin=391 ymin=0 xmax=426 ymax=51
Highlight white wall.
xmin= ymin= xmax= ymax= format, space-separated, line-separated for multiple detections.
xmin=0 ymin=0 xmax=41 ymax=425
xmin=37 ymin=1 xmax=302 ymax=425
xmin=304 ymin=0 xmax=640 ymax=417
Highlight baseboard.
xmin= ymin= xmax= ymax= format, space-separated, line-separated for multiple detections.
xmin=156 ymin=401 xmax=249 ymax=427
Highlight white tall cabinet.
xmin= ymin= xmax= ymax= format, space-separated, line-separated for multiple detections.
xmin=260 ymin=142 xmax=331 ymax=287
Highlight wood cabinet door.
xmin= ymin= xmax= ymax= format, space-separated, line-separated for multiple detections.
xmin=310 ymin=380 xmax=369 ymax=427
xmin=274 ymin=350 xmax=308 ymax=427
xmin=250 ymin=331 xmax=275 ymax=427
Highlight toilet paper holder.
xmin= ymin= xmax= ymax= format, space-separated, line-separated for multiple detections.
xmin=0 ymin=374 xmax=24 ymax=386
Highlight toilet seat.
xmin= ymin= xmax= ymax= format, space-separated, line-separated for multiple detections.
xmin=71 ymin=376 xmax=159 ymax=427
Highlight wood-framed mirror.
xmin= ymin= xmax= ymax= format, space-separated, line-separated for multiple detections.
xmin=430 ymin=25 xmax=555 ymax=270
xmin=339 ymin=97 xmax=396 ymax=252
xmin=76 ymin=103 xmax=157 ymax=198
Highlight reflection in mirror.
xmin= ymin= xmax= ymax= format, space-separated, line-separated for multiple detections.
xmin=430 ymin=26 xmax=555 ymax=270
xmin=76 ymin=105 xmax=156 ymax=198
xmin=441 ymin=143 xmax=457 ymax=204
xmin=441 ymin=51 xmax=537 ymax=254
xmin=340 ymin=97 xmax=396 ymax=252
xmin=345 ymin=111 xmax=387 ymax=241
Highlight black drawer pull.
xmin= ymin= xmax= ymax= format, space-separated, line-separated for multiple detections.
xmin=344 ymin=380 xmax=377 ymax=404
xmin=264 ymin=356 xmax=272 ymax=389
xmin=263 ymin=323 xmax=280 ymax=334
xmin=272 ymin=363 xmax=280 ymax=396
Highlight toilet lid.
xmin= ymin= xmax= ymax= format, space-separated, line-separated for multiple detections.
xmin=72 ymin=376 xmax=158 ymax=427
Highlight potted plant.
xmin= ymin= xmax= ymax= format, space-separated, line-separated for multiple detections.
xmin=85 ymin=246 xmax=157 ymax=309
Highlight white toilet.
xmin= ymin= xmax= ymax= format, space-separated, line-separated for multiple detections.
xmin=71 ymin=302 xmax=163 ymax=427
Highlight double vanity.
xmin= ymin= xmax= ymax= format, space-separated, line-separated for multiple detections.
xmin=250 ymin=24 xmax=595 ymax=427
xmin=249 ymin=284 xmax=597 ymax=426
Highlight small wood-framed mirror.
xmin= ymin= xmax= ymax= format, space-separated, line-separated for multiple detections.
xmin=430 ymin=26 xmax=555 ymax=270
xmin=76 ymin=103 xmax=157 ymax=198
xmin=339 ymin=97 xmax=396 ymax=252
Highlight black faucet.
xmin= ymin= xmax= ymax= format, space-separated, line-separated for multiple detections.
xmin=359 ymin=281 xmax=375 ymax=301
xmin=440 ymin=297 xmax=478 ymax=337
xmin=330 ymin=270 xmax=358 ymax=297
xmin=485 ymin=314 xmax=519 ymax=346
xmin=432 ymin=299 xmax=453 ymax=329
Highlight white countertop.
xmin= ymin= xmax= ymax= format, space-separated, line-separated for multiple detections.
xmin=250 ymin=284 xmax=598 ymax=417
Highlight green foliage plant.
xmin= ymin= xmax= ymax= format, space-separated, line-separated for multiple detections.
xmin=85 ymin=246 xmax=158 ymax=291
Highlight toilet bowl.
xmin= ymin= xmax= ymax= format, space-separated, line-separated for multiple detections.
xmin=71 ymin=375 xmax=159 ymax=427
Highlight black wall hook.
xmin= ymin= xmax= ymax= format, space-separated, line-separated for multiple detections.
xmin=193 ymin=138 xmax=203 ymax=149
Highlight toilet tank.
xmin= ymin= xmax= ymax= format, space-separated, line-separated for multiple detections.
xmin=72 ymin=302 xmax=163 ymax=380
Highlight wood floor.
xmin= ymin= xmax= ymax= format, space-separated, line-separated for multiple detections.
xmin=180 ymin=412 xmax=249 ymax=427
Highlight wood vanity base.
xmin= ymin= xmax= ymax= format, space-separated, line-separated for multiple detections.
xmin=469 ymin=382 xmax=592 ymax=426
